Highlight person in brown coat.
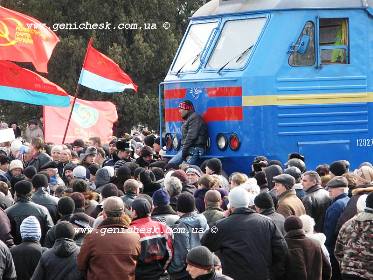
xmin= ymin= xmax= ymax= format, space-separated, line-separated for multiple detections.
xmin=273 ymin=174 xmax=306 ymax=218
xmin=284 ymin=216 xmax=331 ymax=280
xmin=77 ymin=197 xmax=141 ymax=280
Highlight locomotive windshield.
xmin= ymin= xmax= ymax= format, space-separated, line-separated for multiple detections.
xmin=207 ymin=17 xmax=267 ymax=70
xmin=171 ymin=21 xmax=218 ymax=73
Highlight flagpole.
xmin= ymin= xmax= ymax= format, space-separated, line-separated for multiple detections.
xmin=61 ymin=38 xmax=92 ymax=144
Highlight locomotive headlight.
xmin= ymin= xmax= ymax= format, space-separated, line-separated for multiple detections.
xmin=217 ymin=134 xmax=228 ymax=150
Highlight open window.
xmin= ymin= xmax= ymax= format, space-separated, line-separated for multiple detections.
xmin=289 ymin=21 xmax=315 ymax=66
xmin=319 ymin=18 xmax=349 ymax=64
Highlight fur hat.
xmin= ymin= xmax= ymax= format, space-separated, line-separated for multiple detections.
xmin=284 ymin=216 xmax=303 ymax=232
xmin=330 ymin=160 xmax=348 ymax=176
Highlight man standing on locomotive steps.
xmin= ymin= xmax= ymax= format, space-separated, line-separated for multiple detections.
xmin=168 ymin=100 xmax=208 ymax=166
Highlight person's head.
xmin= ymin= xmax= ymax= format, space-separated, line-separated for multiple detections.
xmin=70 ymin=192 xmax=86 ymax=209
xmin=284 ymin=216 xmax=303 ymax=233
xmin=197 ymin=174 xmax=215 ymax=190
xmin=204 ymin=190 xmax=221 ymax=208
xmin=23 ymin=166 xmax=37 ymax=180
xmin=58 ymin=196 xmax=75 ymax=216
xmin=228 ymin=186 xmax=252 ymax=210
xmin=131 ymin=198 xmax=152 ymax=219
xmin=326 ymin=176 xmax=348 ymax=198
xmin=51 ymin=145 xmax=63 ymax=161
xmin=229 ymin=172 xmax=248 ymax=188
xmin=205 ymin=158 xmax=222 ymax=175
xmin=177 ymin=193 xmax=195 ymax=215
xmin=108 ymin=139 xmax=117 ymax=155
xmin=164 ymin=176 xmax=182 ymax=197
xmin=14 ymin=180 xmax=33 ymax=197
xmin=178 ymin=100 xmax=194 ymax=119
xmin=31 ymin=137 xmax=44 ymax=152
xmin=72 ymin=179 xmax=89 ymax=193
xmin=329 ymin=160 xmax=348 ymax=177
xmin=32 ymin=174 xmax=49 ymax=189
xmin=20 ymin=216 xmax=41 ymax=242
xmin=186 ymin=166 xmax=202 ymax=185
xmin=28 ymin=119 xmax=38 ymax=129
xmin=153 ymin=137 xmax=161 ymax=153
xmin=0 ymin=154 xmax=10 ymax=172
xmin=95 ymin=147 xmax=106 ymax=165
xmin=88 ymin=136 xmax=101 ymax=148
xmin=81 ymin=146 xmax=97 ymax=165
xmin=72 ymin=166 xmax=88 ymax=180
xmin=299 ymin=215 xmax=316 ymax=235
xmin=301 ymin=171 xmax=321 ymax=191
xmin=272 ymin=174 xmax=295 ymax=196
xmin=285 ymin=158 xmax=306 ymax=174
xmin=60 ymin=148 xmax=71 ymax=163
xmin=95 ymin=168 xmax=112 ymax=188
xmin=316 ymin=164 xmax=330 ymax=177
xmin=254 ymin=192 xmax=274 ymax=212
xmin=123 ymin=179 xmax=140 ymax=195
xmin=55 ymin=221 xmax=75 ymax=240
xmin=101 ymin=183 xmax=119 ymax=199
xmin=72 ymin=139 xmax=85 ymax=153
xmin=139 ymin=146 xmax=153 ymax=162
xmin=186 ymin=246 xmax=214 ymax=279
xmin=116 ymin=140 xmax=132 ymax=159
xmin=152 ymin=188 xmax=170 ymax=207
xmin=284 ymin=166 xmax=302 ymax=184
xmin=102 ymin=196 xmax=125 ymax=218
xmin=9 ymin=159 xmax=23 ymax=177
xmin=40 ymin=161 xmax=59 ymax=178
xmin=0 ymin=181 xmax=9 ymax=196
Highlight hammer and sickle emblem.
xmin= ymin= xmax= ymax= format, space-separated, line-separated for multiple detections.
xmin=0 ymin=17 xmax=24 ymax=46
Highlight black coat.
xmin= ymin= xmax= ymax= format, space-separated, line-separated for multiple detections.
xmin=5 ymin=197 xmax=54 ymax=245
xmin=201 ymin=207 xmax=288 ymax=280
xmin=31 ymin=238 xmax=83 ymax=280
xmin=0 ymin=240 xmax=16 ymax=280
xmin=31 ymin=188 xmax=59 ymax=224
xmin=302 ymin=185 xmax=331 ymax=233
xmin=284 ymin=229 xmax=331 ymax=280
xmin=260 ymin=208 xmax=286 ymax=236
xmin=0 ymin=208 xmax=14 ymax=247
xmin=10 ymin=241 xmax=46 ymax=280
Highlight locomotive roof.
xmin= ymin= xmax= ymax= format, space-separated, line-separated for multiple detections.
xmin=193 ymin=0 xmax=373 ymax=17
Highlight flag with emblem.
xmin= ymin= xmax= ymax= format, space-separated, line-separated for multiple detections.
xmin=78 ymin=39 xmax=138 ymax=93
xmin=0 ymin=6 xmax=60 ymax=73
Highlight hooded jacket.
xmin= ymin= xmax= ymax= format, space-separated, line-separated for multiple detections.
xmin=31 ymin=238 xmax=82 ymax=280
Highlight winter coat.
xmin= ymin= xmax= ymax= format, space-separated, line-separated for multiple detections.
xmin=193 ymin=271 xmax=233 ymax=280
xmin=201 ymin=207 xmax=288 ymax=280
xmin=5 ymin=197 xmax=54 ymax=245
xmin=10 ymin=241 xmax=46 ymax=280
xmin=323 ymin=193 xmax=350 ymax=254
xmin=0 ymin=240 xmax=16 ymax=280
xmin=31 ymin=238 xmax=83 ymax=280
xmin=306 ymin=232 xmax=330 ymax=264
xmin=31 ymin=188 xmax=59 ymax=224
xmin=181 ymin=111 xmax=208 ymax=160
xmin=27 ymin=152 xmax=51 ymax=172
xmin=0 ymin=194 xmax=13 ymax=210
xmin=260 ymin=207 xmax=286 ymax=236
xmin=302 ymin=185 xmax=332 ymax=233
xmin=336 ymin=186 xmax=373 ymax=232
xmin=335 ymin=210 xmax=373 ymax=280
xmin=121 ymin=192 xmax=137 ymax=209
xmin=203 ymin=205 xmax=225 ymax=228
xmin=284 ymin=229 xmax=331 ymax=280
xmin=77 ymin=216 xmax=141 ymax=280
xmin=169 ymin=212 xmax=209 ymax=280
xmin=277 ymin=189 xmax=306 ymax=218
xmin=130 ymin=216 xmax=173 ymax=280
xmin=0 ymin=208 xmax=14 ymax=247
xmin=152 ymin=205 xmax=180 ymax=227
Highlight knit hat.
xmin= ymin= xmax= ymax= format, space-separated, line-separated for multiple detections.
xmin=101 ymin=183 xmax=119 ymax=199
xmin=73 ymin=166 xmax=88 ymax=179
xmin=284 ymin=216 xmax=303 ymax=232
xmin=9 ymin=159 xmax=23 ymax=171
xmin=186 ymin=166 xmax=202 ymax=177
xmin=95 ymin=168 xmax=111 ymax=188
xmin=177 ymin=192 xmax=195 ymax=213
xmin=228 ymin=187 xmax=251 ymax=208
xmin=206 ymin=158 xmax=223 ymax=175
xmin=80 ymin=146 xmax=97 ymax=161
xmin=70 ymin=192 xmax=85 ymax=209
xmin=23 ymin=166 xmax=37 ymax=179
xmin=178 ymin=100 xmax=194 ymax=111
xmin=272 ymin=174 xmax=296 ymax=189
xmin=20 ymin=216 xmax=41 ymax=241
xmin=254 ymin=192 xmax=274 ymax=209
xmin=186 ymin=246 xmax=214 ymax=270
xmin=152 ymin=189 xmax=170 ymax=207
xmin=14 ymin=180 xmax=33 ymax=195
xmin=32 ymin=174 xmax=48 ymax=189
xmin=365 ymin=192 xmax=373 ymax=210
xmin=330 ymin=160 xmax=348 ymax=176
xmin=131 ymin=198 xmax=152 ymax=218
xmin=55 ymin=221 xmax=75 ymax=239
xmin=58 ymin=196 xmax=75 ymax=215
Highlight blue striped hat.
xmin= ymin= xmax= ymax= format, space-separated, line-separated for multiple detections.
xmin=20 ymin=216 xmax=41 ymax=241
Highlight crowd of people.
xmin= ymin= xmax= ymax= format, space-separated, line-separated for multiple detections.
xmin=0 ymin=102 xmax=372 ymax=280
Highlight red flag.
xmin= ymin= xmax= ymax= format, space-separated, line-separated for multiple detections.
xmin=78 ymin=39 xmax=138 ymax=92
xmin=0 ymin=7 xmax=59 ymax=73
xmin=44 ymin=98 xmax=118 ymax=144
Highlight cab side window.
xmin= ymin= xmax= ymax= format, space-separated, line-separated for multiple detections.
xmin=289 ymin=21 xmax=315 ymax=66
xmin=319 ymin=18 xmax=349 ymax=64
